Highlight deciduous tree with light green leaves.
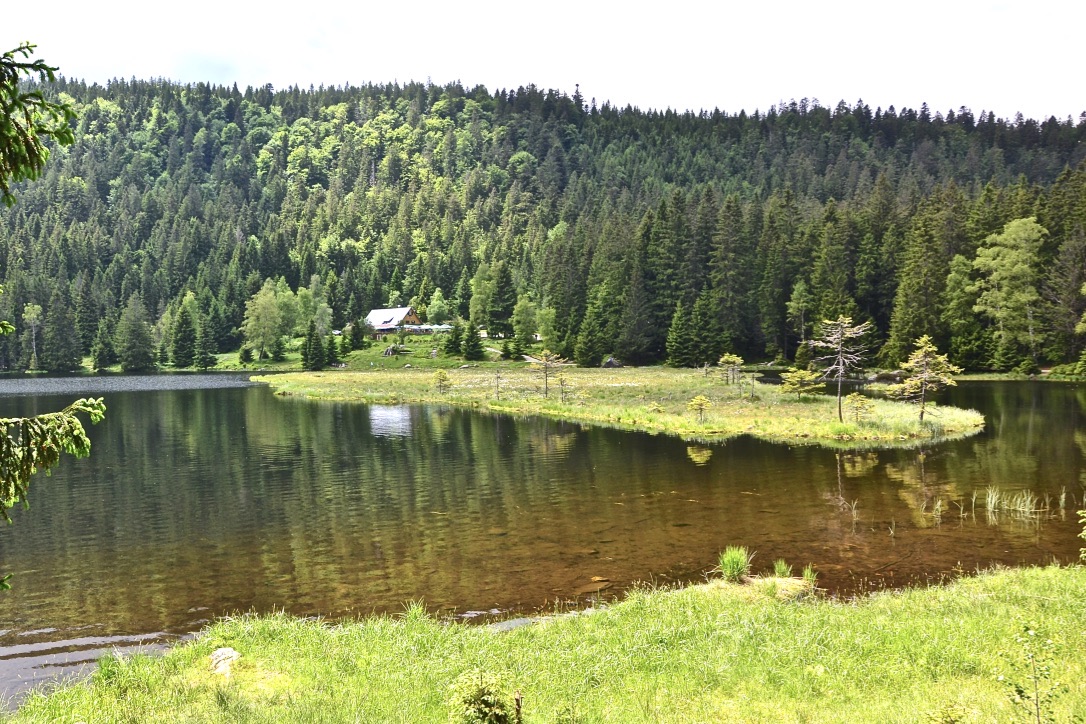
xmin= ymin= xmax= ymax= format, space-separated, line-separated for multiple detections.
xmin=971 ymin=217 xmax=1046 ymax=368
xmin=887 ymin=335 xmax=961 ymax=422
xmin=241 ymin=280 xmax=283 ymax=360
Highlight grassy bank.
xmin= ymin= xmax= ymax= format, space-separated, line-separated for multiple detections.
xmin=254 ymin=365 xmax=984 ymax=449
xmin=11 ymin=565 xmax=1085 ymax=722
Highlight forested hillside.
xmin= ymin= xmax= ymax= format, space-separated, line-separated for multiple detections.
xmin=2 ymin=78 xmax=1085 ymax=372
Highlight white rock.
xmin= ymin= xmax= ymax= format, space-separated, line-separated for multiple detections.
xmin=210 ymin=647 xmax=241 ymax=676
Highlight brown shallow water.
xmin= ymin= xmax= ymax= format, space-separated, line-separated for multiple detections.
xmin=0 ymin=376 xmax=1082 ymax=699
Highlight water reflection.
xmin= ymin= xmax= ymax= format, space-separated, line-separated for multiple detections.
xmin=368 ymin=405 xmax=413 ymax=438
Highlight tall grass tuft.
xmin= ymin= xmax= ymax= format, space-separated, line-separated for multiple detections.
xmin=718 ymin=546 xmax=753 ymax=583
xmin=773 ymin=558 xmax=792 ymax=578
xmin=802 ymin=563 xmax=818 ymax=585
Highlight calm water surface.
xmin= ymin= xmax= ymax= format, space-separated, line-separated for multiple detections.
xmin=0 ymin=375 xmax=1082 ymax=698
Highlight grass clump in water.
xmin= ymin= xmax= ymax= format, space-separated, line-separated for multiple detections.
xmin=717 ymin=546 xmax=753 ymax=582
xmin=773 ymin=558 xmax=793 ymax=578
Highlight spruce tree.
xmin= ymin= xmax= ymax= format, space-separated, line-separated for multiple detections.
xmin=41 ymin=290 xmax=83 ymax=372
xmin=691 ymin=289 xmax=721 ymax=366
xmin=615 ymin=265 xmax=655 ymax=365
xmin=74 ymin=278 xmax=97 ymax=354
xmin=270 ymin=335 xmax=286 ymax=361
xmin=170 ymin=305 xmax=196 ymax=368
xmin=193 ymin=320 xmax=217 ymax=370
xmin=301 ymin=320 xmax=318 ymax=369
xmin=90 ymin=318 xmax=116 ymax=370
xmin=486 ymin=261 xmax=517 ymax=338
xmin=114 ymin=294 xmax=156 ymax=372
xmin=666 ymin=301 xmax=696 ymax=367
xmin=574 ymin=283 xmax=616 ymax=367
xmin=461 ymin=325 xmax=485 ymax=361
xmin=325 ymin=334 xmax=340 ymax=366
xmin=443 ymin=320 xmax=464 ymax=355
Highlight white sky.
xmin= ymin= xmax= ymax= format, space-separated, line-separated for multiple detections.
xmin=7 ymin=1 xmax=1083 ymax=122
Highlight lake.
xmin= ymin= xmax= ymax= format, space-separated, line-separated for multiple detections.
xmin=0 ymin=375 xmax=1081 ymax=699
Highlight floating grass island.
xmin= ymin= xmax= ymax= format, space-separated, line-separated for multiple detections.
xmin=12 ymin=565 xmax=1085 ymax=721
xmin=254 ymin=366 xmax=985 ymax=450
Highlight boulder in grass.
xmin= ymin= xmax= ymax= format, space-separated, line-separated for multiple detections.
xmin=210 ymin=647 xmax=240 ymax=677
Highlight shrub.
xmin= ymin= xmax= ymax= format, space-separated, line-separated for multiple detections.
xmin=447 ymin=669 xmax=514 ymax=724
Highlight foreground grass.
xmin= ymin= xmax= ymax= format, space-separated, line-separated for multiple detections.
xmin=12 ymin=566 xmax=1085 ymax=722
xmin=255 ymin=364 xmax=984 ymax=449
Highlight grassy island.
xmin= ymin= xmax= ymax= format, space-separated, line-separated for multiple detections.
xmin=254 ymin=365 xmax=984 ymax=450
xmin=12 ymin=565 xmax=1085 ymax=722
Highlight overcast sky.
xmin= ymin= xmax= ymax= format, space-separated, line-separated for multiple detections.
xmin=8 ymin=1 xmax=1083 ymax=122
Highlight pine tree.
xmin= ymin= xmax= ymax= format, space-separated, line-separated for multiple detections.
xmin=461 ymin=325 xmax=485 ymax=361
xmin=487 ymin=261 xmax=517 ymax=338
xmin=170 ymin=304 xmax=196 ymax=367
xmin=691 ymin=289 xmax=721 ymax=366
xmin=575 ymin=283 xmax=617 ymax=367
xmin=666 ymin=301 xmax=696 ymax=367
xmin=193 ymin=320 xmax=217 ymax=370
xmin=887 ymin=335 xmax=962 ymax=421
xmin=812 ymin=316 xmax=872 ymax=422
xmin=710 ymin=194 xmax=753 ymax=355
xmin=325 ymin=334 xmax=340 ymax=366
xmin=614 ymin=263 xmax=654 ymax=365
xmin=74 ymin=277 xmax=97 ymax=354
xmin=90 ymin=318 xmax=117 ymax=370
xmin=941 ymin=254 xmax=990 ymax=370
xmin=114 ymin=294 xmax=156 ymax=372
xmin=882 ymin=212 xmax=946 ymax=365
xmin=443 ymin=320 xmax=464 ymax=355
xmin=811 ymin=200 xmax=859 ymax=321
xmin=301 ymin=320 xmax=320 ymax=370
xmin=41 ymin=290 xmax=82 ymax=372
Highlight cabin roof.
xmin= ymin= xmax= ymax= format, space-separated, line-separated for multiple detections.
xmin=365 ymin=307 xmax=415 ymax=328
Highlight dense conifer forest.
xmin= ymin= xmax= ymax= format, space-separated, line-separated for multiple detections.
xmin=2 ymin=77 xmax=1085 ymax=372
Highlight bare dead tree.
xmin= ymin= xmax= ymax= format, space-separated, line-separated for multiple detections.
xmin=811 ymin=316 xmax=872 ymax=422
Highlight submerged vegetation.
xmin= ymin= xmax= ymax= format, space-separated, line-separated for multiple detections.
xmin=256 ymin=364 xmax=984 ymax=449
xmin=10 ymin=565 xmax=1085 ymax=722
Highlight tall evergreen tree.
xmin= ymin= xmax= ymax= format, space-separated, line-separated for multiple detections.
xmin=666 ymin=301 xmax=696 ymax=368
xmin=193 ymin=318 xmax=217 ymax=370
xmin=90 ymin=318 xmax=117 ymax=370
xmin=882 ymin=205 xmax=949 ymax=365
xmin=114 ymin=294 xmax=156 ymax=372
xmin=461 ymin=324 xmax=485 ymax=361
xmin=486 ymin=261 xmax=517 ymax=338
xmin=709 ymin=194 xmax=752 ymax=356
xmin=443 ymin=320 xmax=464 ymax=355
xmin=170 ymin=304 xmax=197 ymax=367
xmin=691 ymin=289 xmax=721 ymax=366
xmin=575 ymin=282 xmax=619 ymax=367
xmin=41 ymin=289 xmax=82 ymax=372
